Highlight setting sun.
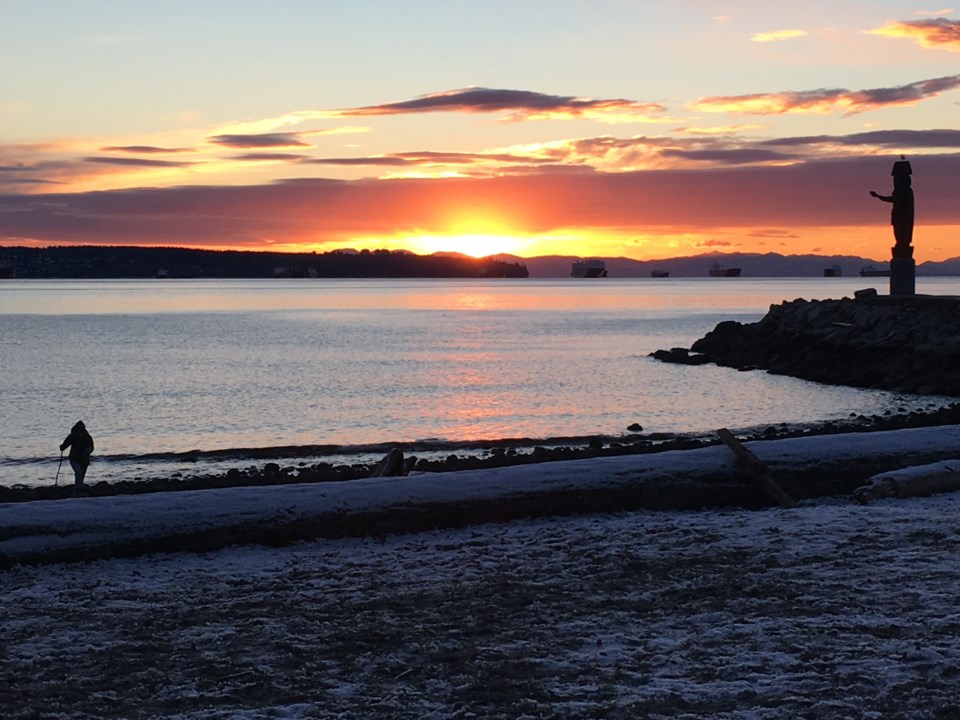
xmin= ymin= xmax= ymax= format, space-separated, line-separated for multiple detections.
xmin=405 ymin=233 xmax=527 ymax=258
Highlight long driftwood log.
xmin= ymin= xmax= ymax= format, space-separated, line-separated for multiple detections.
xmin=854 ymin=460 xmax=960 ymax=503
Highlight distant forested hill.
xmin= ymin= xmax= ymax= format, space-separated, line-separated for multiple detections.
xmin=0 ymin=246 xmax=529 ymax=279
xmin=498 ymin=252 xmax=960 ymax=278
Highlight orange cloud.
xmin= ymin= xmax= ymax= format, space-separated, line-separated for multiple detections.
xmin=674 ymin=124 xmax=771 ymax=135
xmin=498 ymin=135 xmax=758 ymax=172
xmin=8 ymin=128 xmax=960 ymax=195
xmin=691 ymin=74 xmax=960 ymax=115
xmin=307 ymin=150 xmax=555 ymax=169
xmin=751 ymin=29 xmax=807 ymax=43
xmin=869 ymin=18 xmax=960 ymax=51
xmin=0 ymin=142 xmax=153 ymax=189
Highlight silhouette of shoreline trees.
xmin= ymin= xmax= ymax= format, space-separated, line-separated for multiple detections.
xmin=0 ymin=246 xmax=529 ymax=279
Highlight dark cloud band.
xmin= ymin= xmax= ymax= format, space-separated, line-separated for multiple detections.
xmin=337 ymin=87 xmax=666 ymax=120
xmin=209 ymin=133 xmax=311 ymax=148
xmin=4 ymin=154 xmax=959 ymax=248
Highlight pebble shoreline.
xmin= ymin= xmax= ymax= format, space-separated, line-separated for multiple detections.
xmin=3 ymin=401 xmax=959 ymax=505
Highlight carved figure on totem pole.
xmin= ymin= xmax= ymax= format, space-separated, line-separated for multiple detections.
xmin=869 ymin=156 xmax=914 ymax=259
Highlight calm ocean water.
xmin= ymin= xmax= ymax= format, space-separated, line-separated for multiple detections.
xmin=3 ymin=277 xmax=958 ymax=487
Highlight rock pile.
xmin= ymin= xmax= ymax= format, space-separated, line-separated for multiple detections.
xmin=653 ymin=294 xmax=960 ymax=396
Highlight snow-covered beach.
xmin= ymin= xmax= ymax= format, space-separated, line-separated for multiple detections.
xmin=5 ymin=426 xmax=960 ymax=717
xmin=5 ymin=487 xmax=960 ymax=718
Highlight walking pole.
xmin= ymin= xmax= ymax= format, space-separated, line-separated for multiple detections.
xmin=55 ymin=450 xmax=64 ymax=486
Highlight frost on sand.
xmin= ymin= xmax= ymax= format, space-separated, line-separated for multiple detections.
xmin=5 ymin=493 xmax=960 ymax=718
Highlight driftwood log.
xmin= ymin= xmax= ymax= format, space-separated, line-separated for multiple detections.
xmin=854 ymin=461 xmax=960 ymax=503
xmin=370 ymin=448 xmax=417 ymax=478
xmin=717 ymin=428 xmax=798 ymax=509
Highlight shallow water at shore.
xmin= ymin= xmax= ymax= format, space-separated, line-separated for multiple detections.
xmin=4 ymin=277 xmax=959 ymax=487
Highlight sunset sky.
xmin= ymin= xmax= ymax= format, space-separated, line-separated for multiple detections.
xmin=2 ymin=1 xmax=959 ymax=261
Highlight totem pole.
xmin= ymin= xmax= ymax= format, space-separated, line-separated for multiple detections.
xmin=869 ymin=156 xmax=915 ymax=296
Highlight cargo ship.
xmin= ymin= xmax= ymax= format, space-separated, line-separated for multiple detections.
xmin=708 ymin=262 xmax=741 ymax=277
xmin=571 ymin=259 xmax=608 ymax=278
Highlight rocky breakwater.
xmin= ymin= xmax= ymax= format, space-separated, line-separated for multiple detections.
xmin=653 ymin=293 xmax=960 ymax=396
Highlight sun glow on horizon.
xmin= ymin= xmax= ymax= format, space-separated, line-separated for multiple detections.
xmin=284 ymin=223 xmax=960 ymax=264
xmin=401 ymin=234 xmax=528 ymax=258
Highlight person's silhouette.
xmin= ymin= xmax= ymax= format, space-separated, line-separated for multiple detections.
xmin=60 ymin=421 xmax=94 ymax=492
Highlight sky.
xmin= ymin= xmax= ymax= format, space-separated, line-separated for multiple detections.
xmin=1 ymin=0 xmax=959 ymax=261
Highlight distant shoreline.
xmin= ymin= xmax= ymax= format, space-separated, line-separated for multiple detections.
xmin=5 ymin=244 xmax=960 ymax=278
xmin=0 ymin=245 xmax=529 ymax=279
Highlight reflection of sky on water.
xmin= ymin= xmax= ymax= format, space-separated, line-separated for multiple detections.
xmin=2 ymin=276 xmax=926 ymax=316
xmin=3 ymin=278 xmax=959 ymax=487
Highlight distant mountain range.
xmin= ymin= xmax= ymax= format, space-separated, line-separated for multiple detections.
xmin=493 ymin=252 xmax=960 ymax=278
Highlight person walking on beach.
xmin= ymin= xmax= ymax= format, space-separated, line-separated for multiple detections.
xmin=60 ymin=421 xmax=94 ymax=492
